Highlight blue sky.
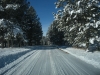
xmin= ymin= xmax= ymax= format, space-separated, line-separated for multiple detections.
xmin=28 ymin=0 xmax=57 ymax=36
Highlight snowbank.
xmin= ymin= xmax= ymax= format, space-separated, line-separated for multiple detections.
xmin=0 ymin=46 xmax=56 ymax=74
xmin=0 ymin=47 xmax=36 ymax=69
xmin=0 ymin=48 xmax=30 ymax=58
xmin=0 ymin=49 xmax=36 ymax=75
xmin=61 ymin=47 xmax=100 ymax=69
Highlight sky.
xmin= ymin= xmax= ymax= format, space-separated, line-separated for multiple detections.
xmin=28 ymin=0 xmax=57 ymax=36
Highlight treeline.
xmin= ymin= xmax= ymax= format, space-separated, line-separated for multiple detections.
xmin=47 ymin=0 xmax=100 ymax=50
xmin=0 ymin=0 xmax=42 ymax=48
xmin=46 ymin=21 xmax=66 ymax=45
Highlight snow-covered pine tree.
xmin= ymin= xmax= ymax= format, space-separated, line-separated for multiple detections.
xmin=0 ymin=0 xmax=30 ymax=47
xmin=54 ymin=0 xmax=100 ymax=50
xmin=54 ymin=0 xmax=78 ymax=45
xmin=74 ymin=0 xmax=100 ymax=48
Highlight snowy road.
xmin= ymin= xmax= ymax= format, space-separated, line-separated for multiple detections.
xmin=1 ymin=46 xmax=100 ymax=75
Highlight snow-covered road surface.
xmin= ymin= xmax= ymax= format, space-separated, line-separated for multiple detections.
xmin=0 ymin=46 xmax=100 ymax=75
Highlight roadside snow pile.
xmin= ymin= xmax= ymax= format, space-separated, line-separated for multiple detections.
xmin=0 ymin=49 xmax=36 ymax=75
xmin=0 ymin=47 xmax=34 ymax=68
xmin=62 ymin=48 xmax=100 ymax=69
xmin=0 ymin=48 xmax=30 ymax=58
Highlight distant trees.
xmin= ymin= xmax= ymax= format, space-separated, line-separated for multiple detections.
xmin=47 ymin=20 xmax=65 ymax=45
xmin=41 ymin=36 xmax=50 ymax=45
xmin=0 ymin=0 xmax=43 ymax=47
xmin=48 ymin=0 xmax=100 ymax=49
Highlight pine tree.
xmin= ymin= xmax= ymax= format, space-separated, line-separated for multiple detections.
xmin=0 ymin=0 xmax=43 ymax=47
xmin=47 ymin=20 xmax=65 ymax=45
xmin=0 ymin=0 xmax=29 ymax=47
xmin=21 ymin=6 xmax=42 ymax=45
xmin=54 ymin=0 xmax=100 ymax=49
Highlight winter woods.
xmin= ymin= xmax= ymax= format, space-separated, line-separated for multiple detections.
xmin=0 ymin=0 xmax=42 ymax=48
xmin=47 ymin=0 xmax=100 ymax=50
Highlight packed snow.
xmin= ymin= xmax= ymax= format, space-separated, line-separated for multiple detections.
xmin=0 ymin=48 xmax=36 ymax=75
xmin=0 ymin=46 xmax=100 ymax=75
xmin=0 ymin=46 xmax=56 ymax=74
xmin=0 ymin=46 xmax=45 ymax=74
xmin=60 ymin=47 xmax=100 ymax=69
xmin=0 ymin=47 xmax=30 ymax=58
xmin=0 ymin=46 xmax=39 ymax=70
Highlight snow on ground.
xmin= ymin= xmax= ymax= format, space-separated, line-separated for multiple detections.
xmin=0 ymin=48 xmax=30 ymax=58
xmin=0 ymin=45 xmax=100 ymax=74
xmin=61 ymin=47 xmax=100 ymax=69
xmin=0 ymin=46 xmax=38 ymax=69
xmin=0 ymin=46 xmax=42 ymax=74
xmin=0 ymin=46 xmax=56 ymax=74
xmin=0 ymin=49 xmax=36 ymax=75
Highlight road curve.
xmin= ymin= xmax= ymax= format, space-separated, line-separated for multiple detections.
xmin=3 ymin=46 xmax=100 ymax=75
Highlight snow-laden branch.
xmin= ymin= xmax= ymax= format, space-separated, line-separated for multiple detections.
xmin=5 ymin=4 xmax=20 ymax=10
xmin=0 ymin=5 xmax=4 ymax=11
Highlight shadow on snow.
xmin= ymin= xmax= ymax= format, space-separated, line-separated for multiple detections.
xmin=0 ymin=46 xmax=60 ymax=69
